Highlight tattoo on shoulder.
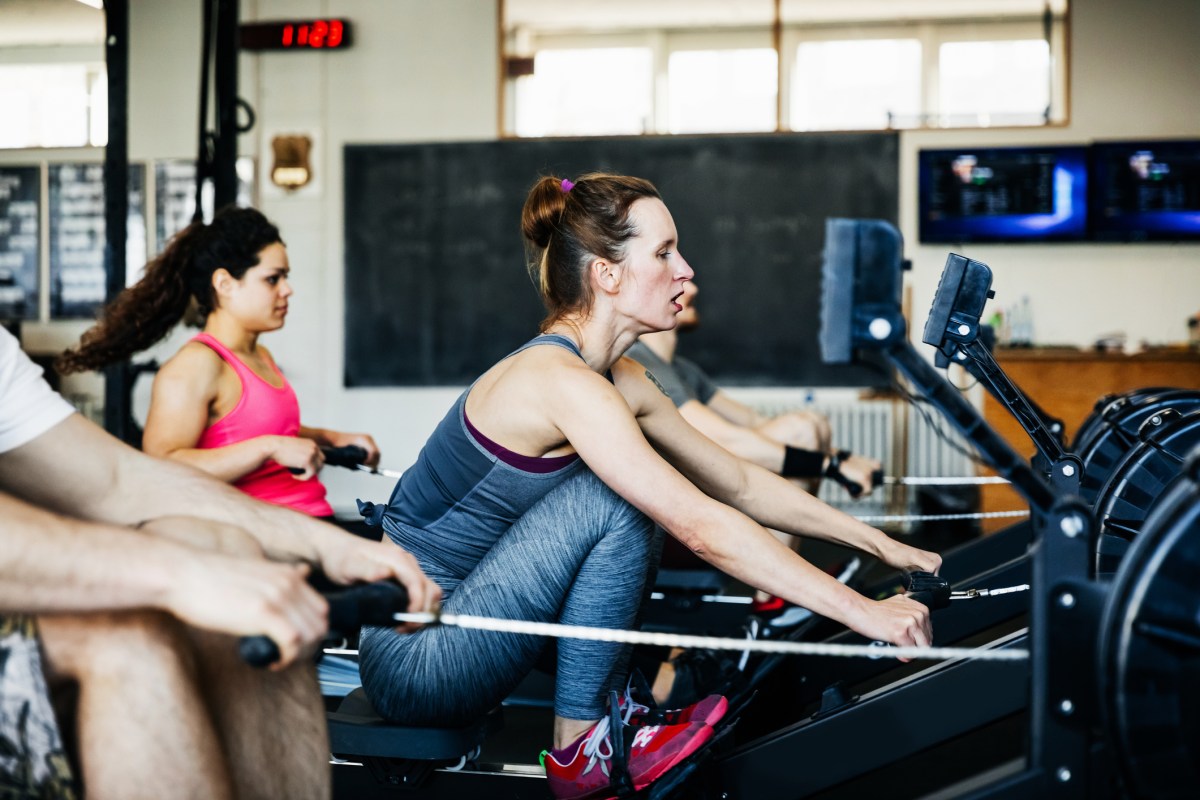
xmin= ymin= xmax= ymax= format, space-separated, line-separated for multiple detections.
xmin=645 ymin=369 xmax=670 ymax=398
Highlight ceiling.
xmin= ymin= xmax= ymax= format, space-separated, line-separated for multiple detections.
xmin=0 ymin=0 xmax=103 ymax=47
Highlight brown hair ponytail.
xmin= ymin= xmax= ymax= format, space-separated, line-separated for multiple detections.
xmin=520 ymin=172 xmax=660 ymax=331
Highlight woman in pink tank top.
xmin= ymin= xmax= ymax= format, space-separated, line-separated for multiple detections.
xmin=57 ymin=207 xmax=379 ymax=517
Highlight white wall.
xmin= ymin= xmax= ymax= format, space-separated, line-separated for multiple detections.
xmin=7 ymin=0 xmax=1198 ymax=512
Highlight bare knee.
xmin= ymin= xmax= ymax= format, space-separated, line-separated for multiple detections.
xmin=760 ymin=411 xmax=828 ymax=452
xmin=39 ymin=610 xmax=198 ymax=685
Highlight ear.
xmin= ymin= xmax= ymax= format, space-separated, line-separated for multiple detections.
xmin=589 ymin=258 xmax=621 ymax=295
xmin=211 ymin=268 xmax=237 ymax=298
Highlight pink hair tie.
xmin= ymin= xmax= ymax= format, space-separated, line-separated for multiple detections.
xmin=560 ymin=178 xmax=575 ymax=194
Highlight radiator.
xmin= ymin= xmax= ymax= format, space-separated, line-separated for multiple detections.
xmin=753 ymin=396 xmax=978 ymax=525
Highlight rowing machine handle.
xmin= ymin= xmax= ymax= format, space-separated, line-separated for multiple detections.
xmin=824 ymin=450 xmax=865 ymax=498
xmin=322 ymin=445 xmax=369 ymax=469
xmin=238 ymin=580 xmax=410 ymax=668
xmin=287 ymin=444 xmax=369 ymax=475
xmin=828 ymin=468 xmax=864 ymax=498
xmin=902 ymin=570 xmax=951 ymax=610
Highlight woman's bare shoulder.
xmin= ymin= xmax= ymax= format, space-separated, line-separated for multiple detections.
xmin=156 ymin=340 xmax=226 ymax=388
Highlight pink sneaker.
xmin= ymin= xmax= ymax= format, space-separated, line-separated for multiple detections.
xmin=543 ymin=716 xmax=713 ymax=800
xmin=618 ymin=686 xmax=729 ymax=727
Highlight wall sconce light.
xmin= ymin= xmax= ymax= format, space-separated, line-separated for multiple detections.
xmin=270 ymin=134 xmax=313 ymax=191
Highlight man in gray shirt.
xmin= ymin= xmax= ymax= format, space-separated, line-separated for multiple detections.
xmin=627 ymin=281 xmax=881 ymax=495
xmin=627 ymin=281 xmax=882 ymax=612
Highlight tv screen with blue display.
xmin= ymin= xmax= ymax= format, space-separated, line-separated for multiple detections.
xmin=918 ymin=146 xmax=1088 ymax=243
xmin=1089 ymin=139 xmax=1200 ymax=241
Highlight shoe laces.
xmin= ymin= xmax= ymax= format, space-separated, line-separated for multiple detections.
xmin=580 ymin=716 xmax=614 ymax=777
xmin=620 ymin=684 xmax=651 ymax=725
xmin=738 ymin=617 xmax=760 ymax=672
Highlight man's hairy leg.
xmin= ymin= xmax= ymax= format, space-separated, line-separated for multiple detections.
xmin=191 ymin=629 xmax=329 ymax=800
xmin=40 ymin=611 xmax=236 ymax=800
xmin=142 ymin=515 xmax=331 ymax=800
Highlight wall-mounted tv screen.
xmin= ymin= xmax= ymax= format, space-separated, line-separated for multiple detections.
xmin=918 ymin=146 xmax=1088 ymax=243
xmin=1089 ymin=139 xmax=1200 ymax=241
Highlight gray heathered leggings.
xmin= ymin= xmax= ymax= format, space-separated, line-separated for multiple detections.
xmin=359 ymin=468 xmax=659 ymax=725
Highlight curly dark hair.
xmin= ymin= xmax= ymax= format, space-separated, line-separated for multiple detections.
xmin=57 ymin=206 xmax=283 ymax=374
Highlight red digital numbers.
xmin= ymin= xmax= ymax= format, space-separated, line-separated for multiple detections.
xmin=279 ymin=20 xmax=346 ymax=49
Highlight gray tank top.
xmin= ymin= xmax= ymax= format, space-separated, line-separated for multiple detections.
xmin=368 ymin=334 xmax=591 ymax=577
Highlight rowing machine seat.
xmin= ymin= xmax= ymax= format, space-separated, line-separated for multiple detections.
xmin=328 ymin=687 xmax=503 ymax=760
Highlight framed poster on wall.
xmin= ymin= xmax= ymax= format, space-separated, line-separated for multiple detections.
xmin=0 ymin=166 xmax=40 ymax=320
xmin=48 ymin=162 xmax=146 ymax=319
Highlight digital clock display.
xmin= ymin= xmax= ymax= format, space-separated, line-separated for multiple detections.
xmin=240 ymin=19 xmax=352 ymax=51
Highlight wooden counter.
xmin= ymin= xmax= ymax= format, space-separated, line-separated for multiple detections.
xmin=979 ymin=347 xmax=1200 ymax=532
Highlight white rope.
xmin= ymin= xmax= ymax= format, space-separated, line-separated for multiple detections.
xmin=852 ymin=509 xmax=1030 ymax=524
xmin=986 ymin=583 xmax=1031 ymax=597
xmin=883 ymin=476 xmax=1011 ymax=486
xmin=388 ymin=611 xmax=1029 ymax=663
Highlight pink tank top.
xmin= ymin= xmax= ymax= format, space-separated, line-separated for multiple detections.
xmin=191 ymin=333 xmax=333 ymax=516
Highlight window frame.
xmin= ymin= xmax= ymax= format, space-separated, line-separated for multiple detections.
xmin=0 ymin=45 xmax=106 ymax=150
xmin=499 ymin=4 xmax=1070 ymax=138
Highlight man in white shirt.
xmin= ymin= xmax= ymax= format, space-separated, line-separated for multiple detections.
xmin=0 ymin=327 xmax=439 ymax=799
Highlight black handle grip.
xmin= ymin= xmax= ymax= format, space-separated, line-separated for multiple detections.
xmin=238 ymin=580 xmax=411 ymax=668
xmin=323 ymin=445 xmax=369 ymax=469
xmin=901 ymin=570 xmax=951 ymax=610
xmin=828 ymin=467 xmax=864 ymax=498
xmin=238 ymin=635 xmax=281 ymax=667
xmin=287 ymin=445 xmax=370 ymax=474
xmin=871 ymin=469 xmax=884 ymax=488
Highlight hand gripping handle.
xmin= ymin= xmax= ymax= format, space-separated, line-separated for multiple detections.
xmin=901 ymin=570 xmax=951 ymax=610
xmin=288 ymin=445 xmax=370 ymax=475
xmin=238 ymin=580 xmax=410 ymax=668
xmin=825 ymin=450 xmax=864 ymax=498
xmin=322 ymin=445 xmax=370 ymax=469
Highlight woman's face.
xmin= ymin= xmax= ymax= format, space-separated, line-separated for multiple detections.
xmin=616 ymin=198 xmax=694 ymax=332
xmin=220 ymin=242 xmax=293 ymax=332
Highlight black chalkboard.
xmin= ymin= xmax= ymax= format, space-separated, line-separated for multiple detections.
xmin=344 ymin=133 xmax=898 ymax=387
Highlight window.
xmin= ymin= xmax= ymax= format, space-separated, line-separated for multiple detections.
xmin=790 ymin=40 xmax=921 ymax=131
xmin=939 ymin=40 xmax=1052 ymax=127
xmin=668 ymin=49 xmax=777 ymax=134
xmin=0 ymin=64 xmax=108 ymax=149
xmin=501 ymin=0 xmax=1069 ymax=137
xmin=514 ymin=48 xmax=653 ymax=137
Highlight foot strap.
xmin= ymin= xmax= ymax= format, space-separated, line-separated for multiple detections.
xmin=607 ymin=689 xmax=636 ymax=796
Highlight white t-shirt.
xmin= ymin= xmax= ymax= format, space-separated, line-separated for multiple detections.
xmin=0 ymin=328 xmax=76 ymax=454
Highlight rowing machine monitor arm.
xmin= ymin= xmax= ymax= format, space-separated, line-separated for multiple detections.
xmin=935 ymin=324 xmax=1066 ymax=445
xmin=820 ymin=218 xmax=1098 ymax=797
xmin=820 ymin=219 xmax=1068 ymax=514
xmin=923 ymin=253 xmax=1078 ymax=482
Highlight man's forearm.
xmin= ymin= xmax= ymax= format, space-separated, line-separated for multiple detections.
xmin=0 ymin=492 xmax=183 ymax=614
xmin=109 ymin=444 xmax=339 ymax=565
xmin=0 ymin=414 xmax=332 ymax=565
